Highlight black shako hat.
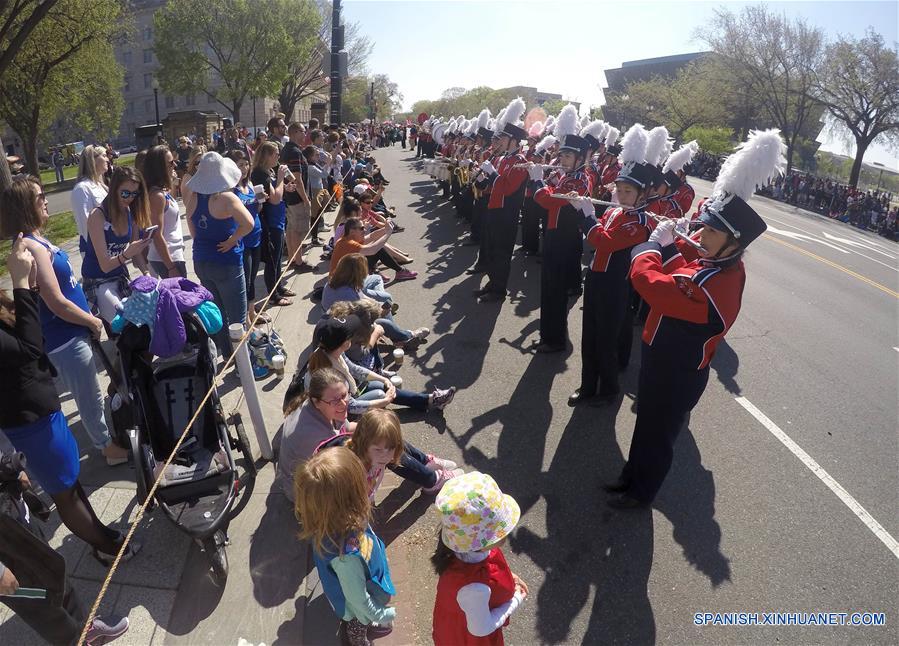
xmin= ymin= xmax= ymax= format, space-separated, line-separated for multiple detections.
xmin=698 ymin=195 xmax=767 ymax=248
xmin=559 ymin=134 xmax=592 ymax=158
xmin=498 ymin=122 xmax=528 ymax=142
xmin=606 ymin=144 xmax=622 ymax=157
xmin=615 ymin=161 xmax=654 ymax=190
xmin=477 ymin=127 xmax=494 ymax=142
xmin=662 ymin=169 xmax=683 ymax=190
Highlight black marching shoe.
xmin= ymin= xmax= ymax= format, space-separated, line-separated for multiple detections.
xmin=473 ymin=285 xmax=493 ymax=297
xmin=478 ymin=290 xmax=505 ymax=303
xmin=567 ymin=389 xmax=596 ymax=407
xmin=602 ymin=478 xmax=630 ymax=493
xmin=534 ymin=342 xmax=565 ymax=354
xmin=466 ymin=265 xmax=487 ymax=275
xmin=606 ymin=493 xmax=646 ymax=510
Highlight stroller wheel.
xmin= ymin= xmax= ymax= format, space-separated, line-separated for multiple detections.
xmin=230 ymin=414 xmax=258 ymax=480
xmin=204 ymin=531 xmax=229 ymax=586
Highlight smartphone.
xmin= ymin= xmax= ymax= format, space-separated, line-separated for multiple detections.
xmin=141 ymin=225 xmax=160 ymax=239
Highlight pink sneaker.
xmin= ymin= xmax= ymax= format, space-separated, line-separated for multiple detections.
xmin=425 ymin=454 xmax=458 ymax=472
xmin=422 ymin=468 xmax=464 ymax=494
xmin=393 ymin=269 xmax=418 ymax=282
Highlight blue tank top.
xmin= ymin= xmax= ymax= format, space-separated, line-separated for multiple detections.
xmin=234 ymin=185 xmax=262 ymax=249
xmin=81 ymin=206 xmax=132 ymax=279
xmin=26 ymin=236 xmax=91 ymax=352
xmin=191 ymin=193 xmax=244 ymax=265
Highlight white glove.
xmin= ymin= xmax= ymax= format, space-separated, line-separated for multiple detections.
xmin=480 ymin=160 xmax=496 ymax=175
xmin=573 ymin=196 xmax=595 ymax=218
xmin=672 ymin=217 xmax=691 ymax=236
xmin=527 ymin=164 xmax=544 ymax=181
xmin=648 ymin=218 xmax=676 ymax=247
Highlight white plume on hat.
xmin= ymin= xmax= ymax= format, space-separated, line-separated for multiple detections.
xmin=432 ymin=122 xmax=447 ymax=145
xmin=709 ymin=129 xmax=787 ymax=207
xmin=618 ymin=124 xmax=649 ymax=167
xmin=476 ymin=108 xmax=491 ymax=131
xmin=488 ymin=118 xmax=497 ymax=130
xmin=466 ymin=118 xmax=479 ymax=136
xmin=528 ymin=121 xmax=545 ymax=138
xmin=604 ymin=126 xmax=620 ymax=148
xmin=644 ymin=126 xmax=670 ymax=167
xmin=662 ymin=140 xmax=699 ymax=174
xmin=543 ymin=115 xmax=555 ymax=134
xmin=535 ymin=134 xmax=558 ymax=154
xmin=495 ymin=97 xmax=526 ymax=133
xmin=663 ymin=137 xmax=675 ymax=164
xmin=553 ymin=104 xmax=579 ymax=144
xmin=578 ymin=113 xmax=591 ymax=131
xmin=580 ymin=120 xmax=606 ymax=141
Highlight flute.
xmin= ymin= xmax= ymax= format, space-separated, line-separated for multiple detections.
xmin=514 ymin=163 xmax=563 ymax=170
xmin=643 ymin=211 xmax=707 ymax=252
xmin=548 ymin=194 xmax=619 ymax=207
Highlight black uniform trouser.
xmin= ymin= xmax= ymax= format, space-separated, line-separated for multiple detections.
xmin=580 ymin=270 xmax=633 ymax=396
xmin=2 ymin=580 xmax=84 ymax=645
xmin=472 ymin=197 xmax=489 ymax=261
xmin=620 ymin=342 xmax=710 ymax=503
xmin=539 ymin=228 xmax=571 ymax=346
xmin=458 ymin=187 xmax=474 ymax=222
xmin=485 ymin=207 xmax=520 ymax=294
xmin=521 ymin=197 xmax=542 ymax=254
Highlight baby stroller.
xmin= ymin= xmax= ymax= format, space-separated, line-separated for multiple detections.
xmin=116 ymin=311 xmax=256 ymax=585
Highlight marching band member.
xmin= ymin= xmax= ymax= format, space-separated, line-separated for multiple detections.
xmin=530 ymin=134 xmax=593 ymax=352
xmin=464 ymin=125 xmax=496 ymax=254
xmin=596 ymin=127 xmax=621 ymax=201
xmin=520 ymin=121 xmax=547 ymax=256
xmin=569 ymin=124 xmax=652 ymax=407
xmin=605 ymin=129 xmax=786 ymax=509
xmin=648 ymin=140 xmax=699 ymax=219
xmin=473 ymin=99 xmax=530 ymax=303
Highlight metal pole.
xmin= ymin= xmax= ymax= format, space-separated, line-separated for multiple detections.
xmin=252 ymin=96 xmax=257 ymax=136
xmin=153 ymin=87 xmax=161 ymax=142
xmin=369 ymin=81 xmax=375 ymax=122
xmin=228 ymin=324 xmax=273 ymax=460
xmin=329 ymin=0 xmax=342 ymax=126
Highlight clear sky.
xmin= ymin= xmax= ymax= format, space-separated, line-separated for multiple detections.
xmin=342 ymin=0 xmax=898 ymax=168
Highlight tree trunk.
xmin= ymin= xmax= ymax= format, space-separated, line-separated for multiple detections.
xmin=231 ymin=100 xmax=242 ymax=124
xmin=22 ymin=131 xmax=39 ymax=177
xmin=0 ymin=133 xmax=13 ymax=192
xmin=848 ymin=136 xmax=871 ymax=188
xmin=785 ymin=141 xmax=795 ymax=176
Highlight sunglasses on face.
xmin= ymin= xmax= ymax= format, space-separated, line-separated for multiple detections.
xmin=120 ymin=189 xmax=140 ymax=199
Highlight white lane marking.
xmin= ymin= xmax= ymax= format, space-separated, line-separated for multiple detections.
xmin=766 ymin=225 xmax=850 ymax=254
xmin=894 ymin=347 xmax=899 ymax=353
xmin=735 ymin=396 xmax=899 ymax=560
xmin=822 ymin=232 xmax=898 ymax=260
xmin=764 ymin=213 xmax=897 ymax=258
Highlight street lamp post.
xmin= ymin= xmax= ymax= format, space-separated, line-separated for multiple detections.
xmin=329 ymin=0 xmax=342 ymax=125
xmin=252 ymin=96 xmax=257 ymax=136
xmin=152 ymin=79 xmax=161 ymax=143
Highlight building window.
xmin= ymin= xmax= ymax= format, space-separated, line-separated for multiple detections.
xmin=185 ymin=94 xmax=195 ymax=106
xmin=122 ymin=51 xmax=132 ymax=65
xmin=144 ymin=98 xmax=152 ymax=113
xmin=126 ymin=101 xmax=134 ymax=116
xmin=143 ymin=73 xmax=152 ymax=88
xmin=143 ymin=26 xmax=153 ymax=41
xmin=165 ymin=95 xmax=174 ymax=108
xmin=124 ymin=76 xmax=130 ymax=92
xmin=143 ymin=49 xmax=152 ymax=64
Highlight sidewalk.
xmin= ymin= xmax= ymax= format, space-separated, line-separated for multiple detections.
xmin=0 ymin=191 xmax=419 ymax=644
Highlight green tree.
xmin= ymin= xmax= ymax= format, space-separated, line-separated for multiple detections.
xmin=343 ymin=73 xmax=403 ymax=123
xmin=682 ymin=125 xmax=734 ymax=155
xmin=0 ymin=0 xmax=124 ymax=175
xmin=0 ymin=0 xmax=63 ymax=189
xmin=698 ymin=5 xmax=825 ymax=174
xmin=814 ymin=29 xmax=899 ymax=188
xmin=154 ymin=0 xmax=294 ymax=122
xmin=276 ymin=0 xmax=374 ymax=122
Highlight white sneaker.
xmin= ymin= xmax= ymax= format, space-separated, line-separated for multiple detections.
xmin=425 ymin=454 xmax=458 ymax=472
xmin=422 ymin=468 xmax=464 ymax=494
xmin=430 ymin=386 xmax=456 ymax=410
xmin=86 ymin=616 xmax=129 ymax=645
xmin=412 ymin=327 xmax=430 ymax=341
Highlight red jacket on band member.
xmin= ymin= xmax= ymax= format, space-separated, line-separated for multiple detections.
xmin=487 ymin=151 xmax=529 ymax=210
xmin=672 ymin=182 xmax=696 ymax=215
xmin=534 ymin=169 xmax=593 ymax=230
xmin=585 ymin=206 xmax=652 ymax=273
xmin=630 ymin=241 xmax=745 ymax=370
xmin=645 ymin=194 xmax=683 ymax=220
xmin=600 ymin=159 xmax=621 ymax=188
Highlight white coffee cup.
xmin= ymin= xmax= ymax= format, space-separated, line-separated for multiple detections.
xmin=253 ymin=184 xmax=266 ymax=202
xmin=390 ymin=375 xmax=403 ymax=388
xmin=271 ymin=354 xmax=285 ymax=375
xmin=392 ymin=349 xmax=404 ymax=366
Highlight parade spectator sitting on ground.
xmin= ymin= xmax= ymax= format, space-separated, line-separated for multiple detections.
xmin=322 ymin=409 xmax=463 ymax=498
xmin=227 ymin=150 xmax=268 ymax=323
xmin=144 ymin=145 xmax=187 ymax=279
xmin=329 ymin=299 xmax=429 ymax=373
xmin=307 ymin=315 xmax=455 ymax=415
xmin=70 ymin=144 xmax=109 ymax=256
xmin=185 ymin=151 xmax=255 ymax=353
xmin=2 ymin=176 xmax=130 ymax=465
xmin=83 ymin=167 xmax=153 ymax=323
xmin=331 ymin=217 xmax=417 ymax=284
xmin=325 ymin=255 xmax=430 ymax=348
xmin=0 ymin=234 xmax=143 ymax=567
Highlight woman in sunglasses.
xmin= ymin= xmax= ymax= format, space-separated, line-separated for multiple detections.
xmin=82 ymin=166 xmax=153 ymax=322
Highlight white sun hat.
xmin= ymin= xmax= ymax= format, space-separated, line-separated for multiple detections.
xmin=185 ymin=151 xmax=242 ymax=194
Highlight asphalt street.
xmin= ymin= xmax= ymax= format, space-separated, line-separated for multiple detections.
xmin=365 ymin=146 xmax=898 ymax=645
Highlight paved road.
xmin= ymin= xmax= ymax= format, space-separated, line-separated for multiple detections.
xmin=363 ymin=147 xmax=897 ymax=645
xmin=2 ymin=144 xmax=895 ymax=645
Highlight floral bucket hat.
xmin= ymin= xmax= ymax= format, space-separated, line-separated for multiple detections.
xmin=435 ymin=472 xmax=521 ymax=553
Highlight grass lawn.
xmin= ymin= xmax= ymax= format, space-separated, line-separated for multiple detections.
xmin=38 ymin=152 xmax=137 ymax=186
xmin=0 ymin=211 xmax=78 ymax=276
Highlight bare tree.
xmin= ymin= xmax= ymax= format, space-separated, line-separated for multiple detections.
xmin=698 ymin=5 xmax=824 ymax=174
xmin=814 ymin=29 xmax=899 ymax=187
xmin=277 ymin=0 xmax=373 ymax=121
xmin=0 ymin=0 xmax=62 ymax=189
